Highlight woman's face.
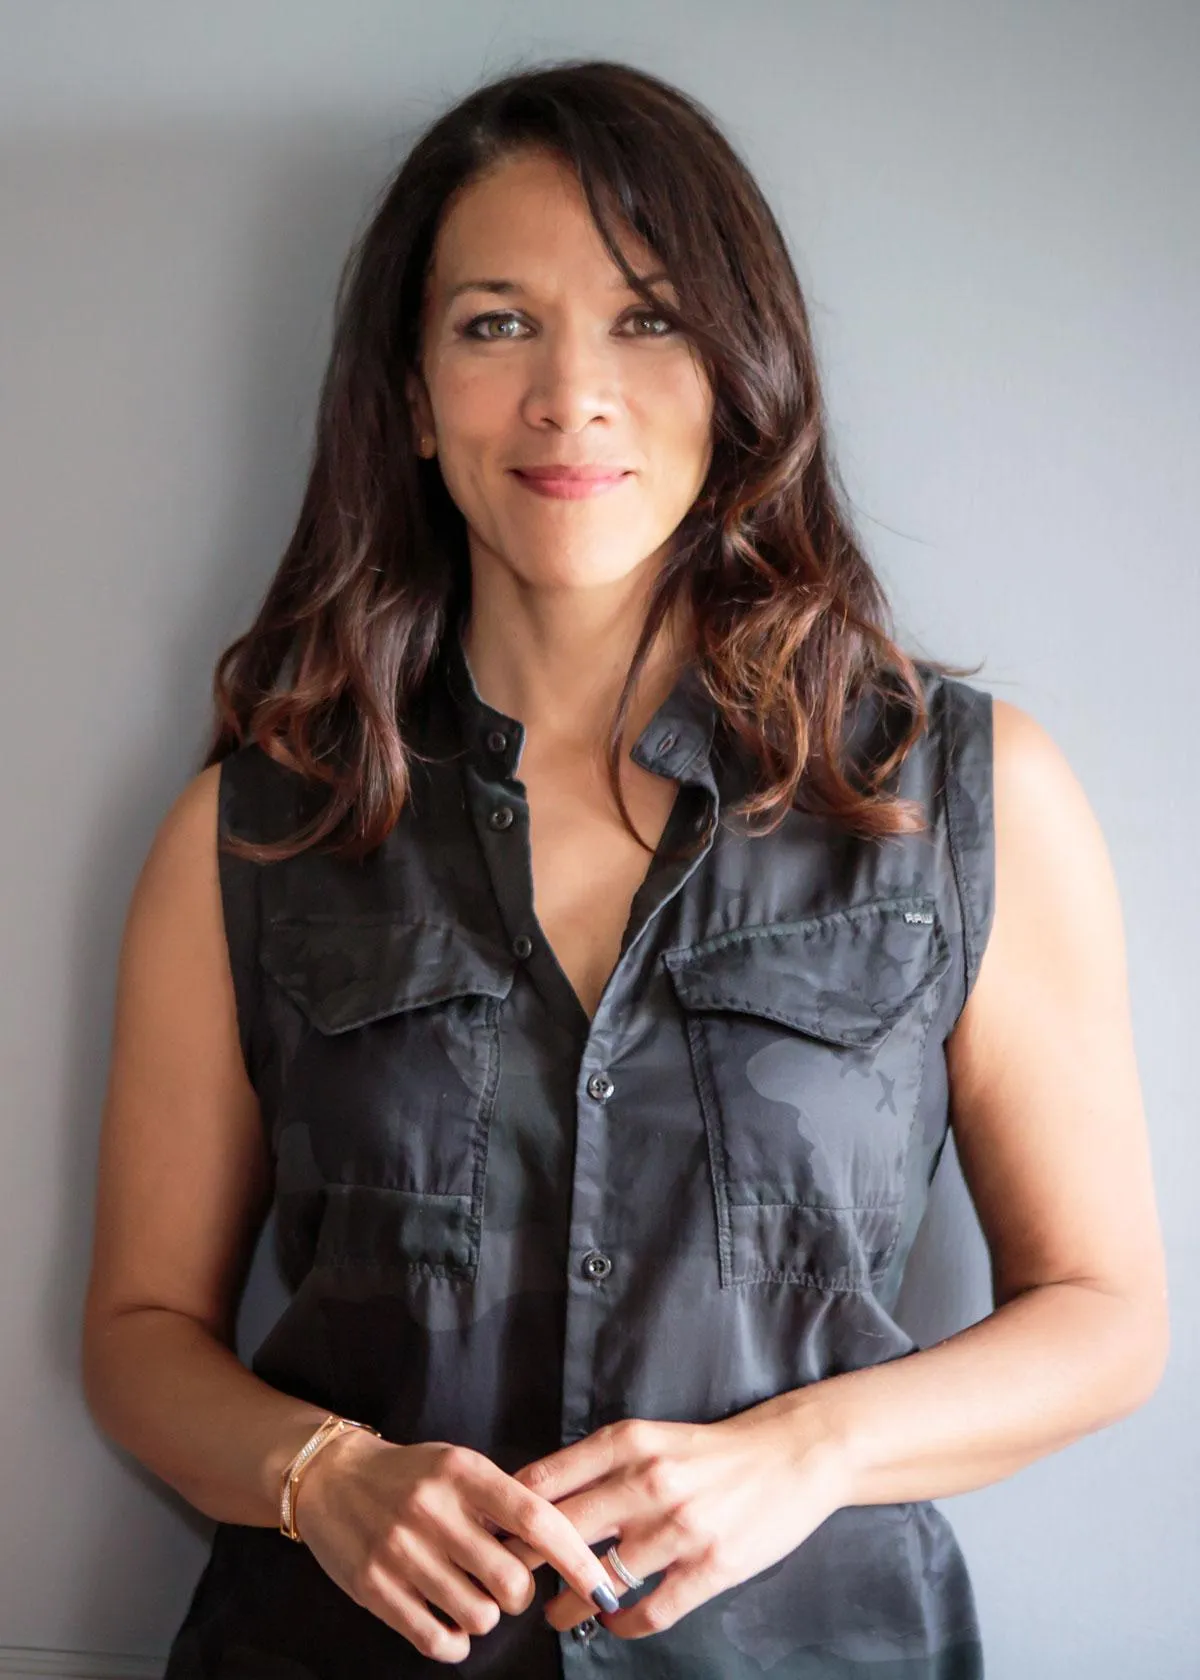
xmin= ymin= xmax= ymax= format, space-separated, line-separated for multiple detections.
xmin=411 ymin=149 xmax=714 ymax=596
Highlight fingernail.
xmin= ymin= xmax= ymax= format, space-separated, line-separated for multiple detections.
xmin=591 ymin=1581 xmax=620 ymax=1614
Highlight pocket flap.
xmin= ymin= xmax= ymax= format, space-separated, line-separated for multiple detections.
xmin=260 ymin=915 xmax=515 ymax=1034
xmin=663 ymin=896 xmax=951 ymax=1049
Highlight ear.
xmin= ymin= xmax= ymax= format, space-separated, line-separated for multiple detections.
xmin=405 ymin=372 xmax=435 ymax=456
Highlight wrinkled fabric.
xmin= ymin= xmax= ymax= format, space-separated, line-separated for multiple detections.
xmin=163 ymin=621 xmax=994 ymax=1678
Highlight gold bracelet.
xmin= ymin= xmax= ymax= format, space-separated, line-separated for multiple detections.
xmin=279 ymin=1413 xmax=382 ymax=1542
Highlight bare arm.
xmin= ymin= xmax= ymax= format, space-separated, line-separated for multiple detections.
xmin=762 ymin=697 xmax=1170 ymax=1499
xmin=81 ymin=764 xmax=625 ymax=1661
xmin=81 ymin=765 xmax=335 ymax=1528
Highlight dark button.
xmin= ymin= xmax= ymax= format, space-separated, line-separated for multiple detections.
xmin=486 ymin=729 xmax=508 ymax=753
xmin=512 ymin=934 xmax=533 ymax=959
xmin=581 ymin=1250 xmax=612 ymax=1281
xmin=572 ymin=1616 xmax=599 ymax=1643
xmin=488 ymin=806 xmax=514 ymax=830
xmin=586 ymin=1072 xmax=614 ymax=1102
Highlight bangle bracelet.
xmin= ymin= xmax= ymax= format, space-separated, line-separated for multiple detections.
xmin=279 ymin=1413 xmax=382 ymax=1542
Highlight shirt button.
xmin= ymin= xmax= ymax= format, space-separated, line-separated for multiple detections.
xmin=488 ymin=806 xmax=514 ymax=830
xmin=486 ymin=729 xmax=508 ymax=753
xmin=581 ymin=1250 xmax=613 ymax=1281
xmin=512 ymin=934 xmax=533 ymax=959
xmin=586 ymin=1072 xmax=614 ymax=1102
xmin=572 ymin=1616 xmax=599 ymax=1643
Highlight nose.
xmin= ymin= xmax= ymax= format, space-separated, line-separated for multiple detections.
xmin=518 ymin=323 xmax=622 ymax=435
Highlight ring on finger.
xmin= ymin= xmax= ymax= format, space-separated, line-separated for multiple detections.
xmin=605 ymin=1542 xmax=645 ymax=1591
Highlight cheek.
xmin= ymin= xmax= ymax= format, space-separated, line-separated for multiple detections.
xmin=651 ymin=369 xmax=714 ymax=488
xmin=433 ymin=360 xmax=516 ymax=446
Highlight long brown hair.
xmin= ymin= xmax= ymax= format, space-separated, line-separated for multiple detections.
xmin=204 ymin=57 xmax=979 ymax=863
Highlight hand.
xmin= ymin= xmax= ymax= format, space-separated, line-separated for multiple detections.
xmin=500 ymin=1402 xmax=851 ymax=1640
xmin=292 ymin=1429 xmax=624 ymax=1665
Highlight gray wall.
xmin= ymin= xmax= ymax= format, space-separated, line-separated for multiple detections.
xmin=1 ymin=3 xmax=1194 ymax=1675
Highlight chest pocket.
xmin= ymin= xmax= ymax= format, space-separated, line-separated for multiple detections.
xmin=259 ymin=914 xmax=514 ymax=1283
xmin=663 ymin=895 xmax=952 ymax=1291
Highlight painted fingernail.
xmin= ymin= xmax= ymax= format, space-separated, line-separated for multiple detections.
xmin=592 ymin=1581 xmax=620 ymax=1614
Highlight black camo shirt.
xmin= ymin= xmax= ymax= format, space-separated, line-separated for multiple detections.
xmin=164 ymin=620 xmax=995 ymax=1678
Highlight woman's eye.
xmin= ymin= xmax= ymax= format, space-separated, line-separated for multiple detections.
xmin=623 ymin=309 xmax=675 ymax=336
xmin=461 ymin=312 xmax=527 ymax=341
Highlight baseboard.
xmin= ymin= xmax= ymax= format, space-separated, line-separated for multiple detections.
xmin=0 ymin=1649 xmax=162 ymax=1679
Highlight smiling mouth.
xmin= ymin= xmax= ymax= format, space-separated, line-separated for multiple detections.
xmin=510 ymin=469 xmax=632 ymax=501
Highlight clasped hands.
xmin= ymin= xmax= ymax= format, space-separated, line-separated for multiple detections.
xmin=498 ymin=1398 xmax=851 ymax=1640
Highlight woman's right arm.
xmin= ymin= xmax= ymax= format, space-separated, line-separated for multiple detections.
xmin=80 ymin=764 xmax=334 ymax=1526
xmin=80 ymin=766 xmax=622 ymax=1663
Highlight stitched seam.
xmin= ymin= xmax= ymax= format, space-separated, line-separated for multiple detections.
xmin=871 ymin=989 xmax=940 ymax=1281
xmin=727 ymin=1197 xmax=906 ymax=1211
xmin=669 ymin=990 xmax=895 ymax=1044
xmin=323 ymin=1186 xmax=472 ymax=1204
xmin=661 ymin=895 xmax=939 ymax=966
xmin=938 ymin=679 xmax=974 ymax=1011
xmin=684 ymin=1013 xmax=734 ymax=1288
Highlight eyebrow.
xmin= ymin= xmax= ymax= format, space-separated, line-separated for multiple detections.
xmin=445 ymin=269 xmax=673 ymax=303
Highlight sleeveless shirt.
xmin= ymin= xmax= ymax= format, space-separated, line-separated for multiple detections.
xmin=163 ymin=621 xmax=995 ymax=1679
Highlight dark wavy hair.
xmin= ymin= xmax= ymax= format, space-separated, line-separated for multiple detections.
xmin=203 ymin=56 xmax=978 ymax=863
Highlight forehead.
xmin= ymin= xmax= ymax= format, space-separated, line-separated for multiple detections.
xmin=426 ymin=150 xmax=661 ymax=296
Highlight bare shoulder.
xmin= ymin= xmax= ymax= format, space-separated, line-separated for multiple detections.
xmin=955 ymin=695 xmax=1123 ymax=1068
xmin=83 ymin=760 xmax=269 ymax=1348
xmin=945 ymin=697 xmax=1168 ymax=1353
xmin=136 ymin=759 xmax=223 ymax=900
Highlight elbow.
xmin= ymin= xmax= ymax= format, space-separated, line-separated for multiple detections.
xmin=1105 ymin=1285 xmax=1170 ymax=1421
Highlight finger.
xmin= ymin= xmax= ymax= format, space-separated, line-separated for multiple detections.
xmin=391 ymin=1529 xmax=504 ymax=1641
xmin=360 ymin=1569 xmax=473 ymax=1666
xmin=500 ymin=1477 xmax=630 ymax=1574
xmin=499 ymin=1533 xmax=547 ymax=1572
xmin=442 ymin=1516 xmax=539 ymax=1617
xmin=466 ymin=1460 xmax=622 ymax=1616
xmin=512 ymin=1427 xmax=622 ymax=1503
xmin=600 ymin=1554 xmax=726 ymax=1641
xmin=542 ymin=1544 xmax=637 ymax=1632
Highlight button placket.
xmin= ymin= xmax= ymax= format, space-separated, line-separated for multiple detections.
xmin=586 ymin=1071 xmax=614 ymax=1102
xmin=581 ymin=1249 xmax=613 ymax=1280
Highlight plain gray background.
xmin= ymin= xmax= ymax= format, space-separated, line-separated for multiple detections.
xmin=1 ymin=3 xmax=1195 ymax=1676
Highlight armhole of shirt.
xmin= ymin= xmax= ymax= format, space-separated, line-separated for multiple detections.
xmin=935 ymin=675 xmax=997 ymax=1018
xmin=216 ymin=748 xmax=264 ymax=1091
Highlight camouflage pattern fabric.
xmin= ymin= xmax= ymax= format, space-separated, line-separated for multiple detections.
xmin=163 ymin=621 xmax=994 ymax=1677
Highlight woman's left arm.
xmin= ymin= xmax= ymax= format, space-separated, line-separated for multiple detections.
xmin=761 ymin=695 xmax=1171 ymax=1501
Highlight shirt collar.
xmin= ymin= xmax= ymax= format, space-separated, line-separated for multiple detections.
xmin=439 ymin=618 xmax=719 ymax=792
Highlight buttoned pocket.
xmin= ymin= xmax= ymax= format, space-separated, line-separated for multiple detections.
xmin=259 ymin=915 xmax=514 ymax=1282
xmin=664 ymin=896 xmax=952 ymax=1290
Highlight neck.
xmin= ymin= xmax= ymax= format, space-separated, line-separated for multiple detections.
xmin=459 ymin=557 xmax=691 ymax=765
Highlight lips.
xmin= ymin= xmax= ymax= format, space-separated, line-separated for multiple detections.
xmin=511 ymin=465 xmax=632 ymax=500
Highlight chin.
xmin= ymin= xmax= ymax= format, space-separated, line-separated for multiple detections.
xmin=520 ymin=554 xmax=654 ymax=591
xmin=489 ymin=530 xmax=664 ymax=591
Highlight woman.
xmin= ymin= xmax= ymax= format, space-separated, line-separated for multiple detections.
xmin=82 ymin=57 xmax=1168 ymax=1679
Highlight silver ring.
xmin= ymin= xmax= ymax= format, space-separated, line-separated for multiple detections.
xmin=605 ymin=1543 xmax=645 ymax=1591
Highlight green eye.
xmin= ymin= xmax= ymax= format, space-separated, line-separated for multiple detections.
xmin=462 ymin=312 xmax=526 ymax=341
